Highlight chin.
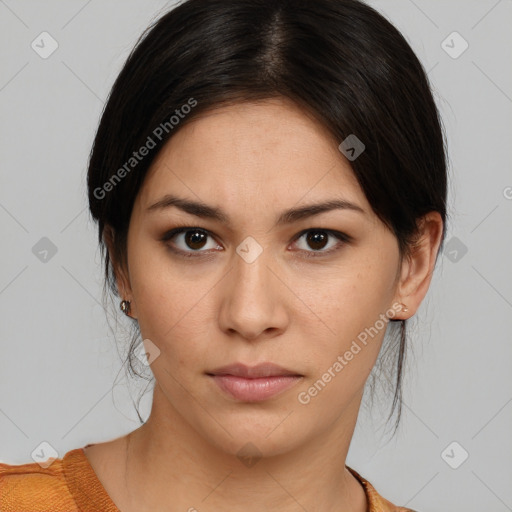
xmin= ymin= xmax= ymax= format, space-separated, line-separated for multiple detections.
xmin=194 ymin=411 xmax=309 ymax=462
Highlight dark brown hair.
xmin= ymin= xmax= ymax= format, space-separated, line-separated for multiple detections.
xmin=87 ymin=0 xmax=448 ymax=433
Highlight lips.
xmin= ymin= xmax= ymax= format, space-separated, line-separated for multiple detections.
xmin=207 ymin=363 xmax=303 ymax=402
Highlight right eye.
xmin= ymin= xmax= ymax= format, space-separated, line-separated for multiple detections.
xmin=161 ymin=227 xmax=223 ymax=258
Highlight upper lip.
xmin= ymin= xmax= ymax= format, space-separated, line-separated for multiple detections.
xmin=208 ymin=362 xmax=302 ymax=378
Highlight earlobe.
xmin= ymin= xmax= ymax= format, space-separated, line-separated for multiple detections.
xmin=393 ymin=212 xmax=444 ymax=319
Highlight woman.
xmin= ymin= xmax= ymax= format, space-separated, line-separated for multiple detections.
xmin=0 ymin=0 xmax=446 ymax=510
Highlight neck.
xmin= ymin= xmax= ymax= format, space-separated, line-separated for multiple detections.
xmin=122 ymin=384 xmax=367 ymax=512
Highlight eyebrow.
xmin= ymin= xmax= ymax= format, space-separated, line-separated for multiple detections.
xmin=146 ymin=194 xmax=365 ymax=226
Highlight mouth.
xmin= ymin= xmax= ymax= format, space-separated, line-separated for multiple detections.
xmin=206 ymin=362 xmax=303 ymax=402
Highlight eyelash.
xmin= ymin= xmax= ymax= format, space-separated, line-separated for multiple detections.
xmin=160 ymin=226 xmax=352 ymax=260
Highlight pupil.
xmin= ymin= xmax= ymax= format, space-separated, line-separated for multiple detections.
xmin=186 ymin=230 xmax=207 ymax=250
xmin=307 ymin=231 xmax=327 ymax=250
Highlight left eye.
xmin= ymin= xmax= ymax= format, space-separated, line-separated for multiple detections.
xmin=161 ymin=227 xmax=350 ymax=257
xmin=292 ymin=229 xmax=348 ymax=255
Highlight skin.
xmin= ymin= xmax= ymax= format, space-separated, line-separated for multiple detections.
xmin=84 ymin=97 xmax=443 ymax=512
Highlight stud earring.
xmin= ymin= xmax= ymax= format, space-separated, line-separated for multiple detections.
xmin=120 ymin=299 xmax=131 ymax=316
xmin=390 ymin=302 xmax=410 ymax=322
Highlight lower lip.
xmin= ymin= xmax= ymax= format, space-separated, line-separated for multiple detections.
xmin=209 ymin=374 xmax=302 ymax=402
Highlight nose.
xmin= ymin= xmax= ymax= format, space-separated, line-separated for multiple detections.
xmin=217 ymin=246 xmax=289 ymax=341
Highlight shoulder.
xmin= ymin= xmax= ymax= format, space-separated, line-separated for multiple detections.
xmin=0 ymin=451 xmax=79 ymax=512
xmin=347 ymin=465 xmax=419 ymax=512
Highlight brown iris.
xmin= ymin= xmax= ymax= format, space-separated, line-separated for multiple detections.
xmin=185 ymin=230 xmax=208 ymax=250
xmin=305 ymin=230 xmax=328 ymax=251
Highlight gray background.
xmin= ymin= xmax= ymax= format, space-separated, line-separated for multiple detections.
xmin=1 ymin=0 xmax=511 ymax=510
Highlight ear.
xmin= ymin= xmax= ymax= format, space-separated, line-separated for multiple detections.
xmin=104 ymin=224 xmax=138 ymax=319
xmin=392 ymin=211 xmax=444 ymax=319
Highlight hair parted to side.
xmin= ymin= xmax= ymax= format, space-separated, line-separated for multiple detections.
xmin=87 ymin=0 xmax=448 ymax=433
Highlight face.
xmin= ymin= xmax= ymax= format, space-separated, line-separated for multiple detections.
xmin=118 ymin=97 xmax=405 ymax=457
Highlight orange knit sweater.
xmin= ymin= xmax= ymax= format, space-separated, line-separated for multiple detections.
xmin=0 ymin=447 xmax=415 ymax=511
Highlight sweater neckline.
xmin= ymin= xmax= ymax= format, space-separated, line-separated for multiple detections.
xmin=64 ymin=446 xmax=378 ymax=511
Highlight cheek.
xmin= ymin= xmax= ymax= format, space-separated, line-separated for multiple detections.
xmin=294 ymin=282 xmax=391 ymax=415
xmin=129 ymin=251 xmax=189 ymax=342
xmin=297 ymin=247 xmax=398 ymax=373
xmin=129 ymin=248 xmax=223 ymax=375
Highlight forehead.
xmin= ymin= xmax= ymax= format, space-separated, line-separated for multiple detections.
xmin=136 ymin=98 xmax=369 ymax=218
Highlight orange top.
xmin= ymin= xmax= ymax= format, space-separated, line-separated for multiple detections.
xmin=0 ymin=447 xmax=415 ymax=511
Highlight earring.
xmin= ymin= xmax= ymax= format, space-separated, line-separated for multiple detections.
xmin=390 ymin=302 xmax=409 ymax=322
xmin=120 ymin=300 xmax=131 ymax=316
